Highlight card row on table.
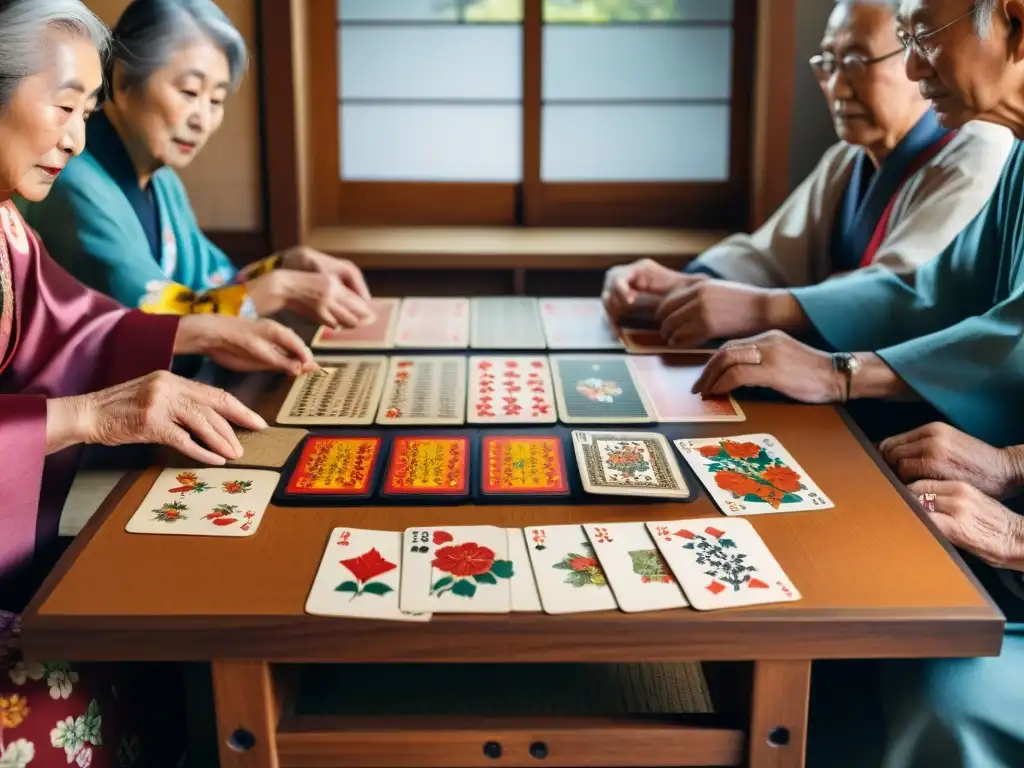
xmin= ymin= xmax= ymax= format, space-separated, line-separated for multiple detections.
xmin=304 ymin=521 xmax=802 ymax=622
xmin=276 ymin=354 xmax=745 ymax=427
xmin=276 ymin=431 xmax=833 ymax=514
xmin=310 ymin=297 xmax=627 ymax=351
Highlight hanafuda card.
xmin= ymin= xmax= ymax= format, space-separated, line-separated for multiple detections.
xmin=524 ymin=524 xmax=619 ymax=614
xmin=646 ymin=518 xmax=800 ymax=611
xmin=550 ymin=354 xmax=654 ymax=424
xmin=284 ymin=436 xmax=381 ymax=497
xmin=468 ymin=356 xmax=556 ymax=425
xmin=125 ymin=468 xmax=279 ymax=537
xmin=583 ymin=522 xmax=688 ymax=613
xmin=674 ymin=433 xmax=833 ymax=515
xmin=311 ymin=297 xmax=401 ymax=349
xmin=382 ymin=436 xmax=470 ymax=496
xmin=627 ymin=356 xmax=745 ymax=423
xmin=571 ymin=430 xmax=690 ymax=499
xmin=480 ymin=435 xmax=570 ymax=496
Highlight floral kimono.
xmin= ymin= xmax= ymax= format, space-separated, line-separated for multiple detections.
xmin=0 ymin=200 xmax=184 ymax=767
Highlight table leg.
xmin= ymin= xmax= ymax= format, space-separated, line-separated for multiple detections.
xmin=747 ymin=659 xmax=811 ymax=768
xmin=211 ymin=660 xmax=281 ymax=768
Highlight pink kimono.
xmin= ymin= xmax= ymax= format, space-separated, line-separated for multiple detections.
xmin=0 ymin=201 xmax=183 ymax=767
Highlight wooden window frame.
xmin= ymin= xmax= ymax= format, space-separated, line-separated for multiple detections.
xmin=258 ymin=0 xmax=795 ymax=251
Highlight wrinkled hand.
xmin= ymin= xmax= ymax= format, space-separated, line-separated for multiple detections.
xmin=909 ymin=479 xmax=1024 ymax=570
xmin=80 ymin=370 xmax=267 ymax=465
xmin=691 ymin=330 xmax=843 ymax=403
xmin=175 ymin=314 xmax=317 ymax=376
xmin=881 ymin=423 xmax=1022 ymax=499
xmin=249 ymin=270 xmax=375 ymax=329
xmin=281 ymin=246 xmax=372 ymax=301
xmin=601 ymin=258 xmax=692 ymax=322
xmin=654 ymin=279 xmax=772 ymax=349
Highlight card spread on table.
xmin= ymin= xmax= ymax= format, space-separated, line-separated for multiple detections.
xmin=539 ymin=298 xmax=624 ymax=350
xmin=284 ymin=436 xmax=381 ymax=497
xmin=571 ymin=431 xmax=690 ymax=499
xmin=550 ymin=354 xmax=653 ymax=423
xmin=674 ymin=433 xmax=833 ymax=515
xmin=627 ymin=356 xmax=745 ymax=423
xmin=382 ymin=435 xmax=470 ymax=496
xmin=125 ymin=468 xmax=279 ymax=537
xmin=480 ymin=435 xmax=569 ymax=496
xmin=583 ymin=522 xmax=688 ymax=613
xmin=468 ymin=356 xmax=556 ymax=424
xmin=305 ymin=527 xmax=430 ymax=622
xmin=618 ymin=328 xmax=716 ymax=355
xmin=226 ymin=427 xmax=309 ymax=468
xmin=470 ymin=297 xmax=546 ymax=349
xmin=524 ymin=524 xmax=619 ymax=614
xmin=311 ymin=297 xmax=401 ymax=349
xmin=375 ymin=355 xmax=467 ymax=426
xmin=646 ymin=518 xmax=800 ymax=610
xmin=276 ymin=356 xmax=387 ymax=426
xmin=400 ymin=525 xmax=512 ymax=614
xmin=507 ymin=528 xmax=542 ymax=611
xmin=393 ymin=297 xmax=470 ymax=348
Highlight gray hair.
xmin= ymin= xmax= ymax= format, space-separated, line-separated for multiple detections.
xmin=974 ymin=0 xmax=997 ymax=36
xmin=108 ymin=0 xmax=248 ymax=95
xmin=0 ymin=0 xmax=110 ymax=111
xmin=834 ymin=0 xmax=901 ymax=12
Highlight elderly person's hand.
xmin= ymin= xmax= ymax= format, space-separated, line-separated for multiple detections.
xmin=654 ymin=279 xmax=774 ymax=349
xmin=691 ymin=331 xmax=843 ymax=402
xmin=881 ymin=423 xmax=1024 ymax=499
xmin=247 ymin=270 xmax=376 ymax=329
xmin=281 ymin=246 xmax=372 ymax=301
xmin=174 ymin=315 xmax=318 ymax=376
xmin=46 ymin=371 xmax=266 ymax=465
xmin=911 ymin=480 xmax=1024 ymax=571
xmin=601 ymin=258 xmax=694 ymax=322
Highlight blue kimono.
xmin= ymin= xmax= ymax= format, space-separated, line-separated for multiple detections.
xmin=792 ymin=140 xmax=1024 ymax=767
xmin=16 ymin=112 xmax=270 ymax=316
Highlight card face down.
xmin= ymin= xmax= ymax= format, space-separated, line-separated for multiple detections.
xmin=550 ymin=354 xmax=653 ymax=424
xmin=468 ymin=356 xmax=557 ymax=425
xmin=276 ymin=356 xmax=387 ymax=426
xmin=375 ymin=356 xmax=467 ymax=426
xmin=674 ymin=433 xmax=833 ymax=515
xmin=539 ymin=298 xmax=623 ymax=350
xmin=627 ymin=356 xmax=744 ymax=423
xmin=480 ymin=435 xmax=570 ymax=496
xmin=305 ymin=527 xmax=430 ymax=622
xmin=226 ymin=427 xmax=309 ymax=468
xmin=382 ymin=435 xmax=470 ymax=497
xmin=470 ymin=297 xmax=546 ymax=350
xmin=281 ymin=436 xmax=382 ymax=500
xmin=618 ymin=328 xmax=717 ymax=355
xmin=393 ymin=297 xmax=470 ymax=348
xmin=646 ymin=518 xmax=801 ymax=611
xmin=125 ymin=468 xmax=279 ymax=537
xmin=571 ymin=430 xmax=690 ymax=499
xmin=524 ymin=524 xmax=619 ymax=614
xmin=311 ymin=297 xmax=401 ymax=349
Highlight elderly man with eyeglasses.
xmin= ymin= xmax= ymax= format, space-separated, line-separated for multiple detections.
xmin=601 ymin=0 xmax=1012 ymax=348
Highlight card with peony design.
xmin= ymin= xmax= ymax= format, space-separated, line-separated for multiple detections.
xmin=674 ymin=434 xmax=833 ymax=515
xmin=399 ymin=526 xmax=513 ymax=614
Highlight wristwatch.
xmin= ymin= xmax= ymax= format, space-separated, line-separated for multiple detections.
xmin=831 ymin=352 xmax=861 ymax=402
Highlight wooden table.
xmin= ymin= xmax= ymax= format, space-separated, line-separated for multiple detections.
xmin=20 ymin=372 xmax=1005 ymax=768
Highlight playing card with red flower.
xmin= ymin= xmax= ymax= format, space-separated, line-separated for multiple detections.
xmin=468 ymin=355 xmax=556 ymax=425
xmin=382 ymin=436 xmax=469 ymax=496
xmin=283 ymin=436 xmax=381 ymax=497
xmin=480 ymin=435 xmax=569 ymax=496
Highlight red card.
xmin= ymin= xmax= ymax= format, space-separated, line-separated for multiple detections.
xmin=629 ymin=357 xmax=744 ymax=422
xmin=481 ymin=436 xmax=569 ymax=495
xmin=285 ymin=436 xmax=381 ymax=495
xmin=313 ymin=297 xmax=399 ymax=348
xmin=383 ymin=436 xmax=469 ymax=495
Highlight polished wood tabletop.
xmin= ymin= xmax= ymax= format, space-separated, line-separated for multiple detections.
xmin=19 ymin=371 xmax=1004 ymax=665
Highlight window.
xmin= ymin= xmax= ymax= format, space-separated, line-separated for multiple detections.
xmin=302 ymin=0 xmax=756 ymax=228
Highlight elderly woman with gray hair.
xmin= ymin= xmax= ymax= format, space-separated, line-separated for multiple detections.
xmin=18 ymin=0 xmax=376 ymax=328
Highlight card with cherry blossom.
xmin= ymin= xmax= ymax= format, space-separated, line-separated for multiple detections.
xmin=124 ymin=468 xmax=279 ymax=537
xmin=467 ymin=356 xmax=557 ymax=425
xmin=305 ymin=527 xmax=431 ymax=622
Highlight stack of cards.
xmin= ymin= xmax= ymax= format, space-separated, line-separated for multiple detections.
xmin=394 ymin=298 xmax=470 ymax=348
xmin=276 ymin=356 xmax=387 ymax=426
xmin=675 ymin=433 xmax=834 ymax=516
xmin=125 ymin=468 xmax=279 ymax=537
xmin=470 ymin=297 xmax=546 ymax=349
xmin=539 ymin=298 xmax=623 ymax=350
xmin=311 ymin=297 xmax=401 ymax=350
xmin=304 ymin=521 xmax=800 ymax=621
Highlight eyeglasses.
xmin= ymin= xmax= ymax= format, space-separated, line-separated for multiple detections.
xmin=896 ymin=3 xmax=977 ymax=57
xmin=809 ymin=49 xmax=903 ymax=80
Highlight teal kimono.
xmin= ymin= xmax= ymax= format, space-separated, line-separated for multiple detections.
xmin=793 ymin=140 xmax=1024 ymax=766
xmin=16 ymin=112 xmax=263 ymax=316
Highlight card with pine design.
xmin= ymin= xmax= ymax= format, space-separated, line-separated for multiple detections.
xmin=583 ymin=522 xmax=688 ymax=612
xmin=646 ymin=518 xmax=800 ymax=611
xmin=125 ymin=468 xmax=279 ymax=537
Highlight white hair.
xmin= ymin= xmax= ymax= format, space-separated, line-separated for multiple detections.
xmin=974 ymin=0 xmax=997 ymax=36
xmin=109 ymin=0 xmax=249 ymax=94
xmin=0 ymin=0 xmax=110 ymax=111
